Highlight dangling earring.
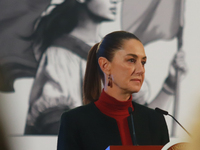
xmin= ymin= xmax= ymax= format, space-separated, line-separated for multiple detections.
xmin=108 ymin=75 xmax=112 ymax=88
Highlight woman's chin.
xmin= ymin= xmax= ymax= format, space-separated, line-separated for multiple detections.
xmin=101 ymin=14 xmax=116 ymax=21
xmin=129 ymin=87 xmax=142 ymax=94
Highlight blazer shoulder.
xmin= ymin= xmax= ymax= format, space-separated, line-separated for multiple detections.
xmin=133 ymin=102 xmax=163 ymax=119
xmin=61 ymin=102 xmax=95 ymax=120
xmin=133 ymin=102 xmax=154 ymax=112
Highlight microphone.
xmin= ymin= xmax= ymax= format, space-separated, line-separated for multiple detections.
xmin=128 ymin=107 xmax=138 ymax=145
xmin=155 ymin=107 xmax=191 ymax=137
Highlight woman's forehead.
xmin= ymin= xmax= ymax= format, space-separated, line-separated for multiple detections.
xmin=117 ymin=39 xmax=146 ymax=57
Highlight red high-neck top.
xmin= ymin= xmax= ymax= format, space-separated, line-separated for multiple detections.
xmin=94 ymin=90 xmax=134 ymax=145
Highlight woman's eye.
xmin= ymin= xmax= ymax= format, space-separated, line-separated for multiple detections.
xmin=128 ymin=59 xmax=136 ymax=63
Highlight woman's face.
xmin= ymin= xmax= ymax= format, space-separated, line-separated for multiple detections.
xmin=110 ymin=39 xmax=146 ymax=94
xmin=86 ymin=0 xmax=118 ymax=21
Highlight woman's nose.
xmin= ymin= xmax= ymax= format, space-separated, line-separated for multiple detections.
xmin=135 ymin=62 xmax=145 ymax=75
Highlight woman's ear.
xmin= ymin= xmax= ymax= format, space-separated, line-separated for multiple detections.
xmin=76 ymin=0 xmax=86 ymax=3
xmin=98 ymin=57 xmax=111 ymax=75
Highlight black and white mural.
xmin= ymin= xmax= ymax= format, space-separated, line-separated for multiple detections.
xmin=0 ymin=0 xmax=200 ymax=149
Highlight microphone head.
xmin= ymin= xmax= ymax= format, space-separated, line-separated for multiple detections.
xmin=155 ymin=107 xmax=168 ymax=115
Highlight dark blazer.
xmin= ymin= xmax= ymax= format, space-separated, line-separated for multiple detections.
xmin=57 ymin=102 xmax=169 ymax=150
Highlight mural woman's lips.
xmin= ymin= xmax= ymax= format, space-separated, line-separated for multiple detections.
xmin=110 ymin=7 xmax=117 ymax=15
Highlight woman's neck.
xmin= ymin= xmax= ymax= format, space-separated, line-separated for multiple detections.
xmin=70 ymin=9 xmax=101 ymax=45
xmin=104 ymin=86 xmax=132 ymax=102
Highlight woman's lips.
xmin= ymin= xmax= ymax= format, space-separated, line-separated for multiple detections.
xmin=131 ymin=79 xmax=141 ymax=82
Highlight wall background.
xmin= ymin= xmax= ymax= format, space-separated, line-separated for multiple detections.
xmin=0 ymin=0 xmax=200 ymax=149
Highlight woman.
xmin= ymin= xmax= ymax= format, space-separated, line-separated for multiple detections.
xmin=24 ymin=0 xmax=118 ymax=134
xmin=57 ymin=31 xmax=169 ymax=150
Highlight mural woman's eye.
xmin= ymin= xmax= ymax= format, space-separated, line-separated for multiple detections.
xmin=142 ymin=61 xmax=146 ymax=66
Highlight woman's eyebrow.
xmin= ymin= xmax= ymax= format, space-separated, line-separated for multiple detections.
xmin=126 ymin=54 xmax=147 ymax=59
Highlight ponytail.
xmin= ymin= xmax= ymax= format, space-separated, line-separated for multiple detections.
xmin=83 ymin=43 xmax=102 ymax=105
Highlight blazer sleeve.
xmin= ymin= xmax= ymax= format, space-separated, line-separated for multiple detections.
xmin=57 ymin=112 xmax=82 ymax=150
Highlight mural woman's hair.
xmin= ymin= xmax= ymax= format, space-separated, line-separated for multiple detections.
xmin=28 ymin=0 xmax=84 ymax=57
xmin=83 ymin=30 xmax=141 ymax=104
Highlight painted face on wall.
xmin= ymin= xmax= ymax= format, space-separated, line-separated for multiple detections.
xmin=86 ymin=0 xmax=118 ymax=21
xmin=110 ymin=39 xmax=146 ymax=94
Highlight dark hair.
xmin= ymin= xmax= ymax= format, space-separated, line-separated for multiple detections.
xmin=83 ymin=31 xmax=141 ymax=104
xmin=27 ymin=0 xmax=84 ymax=59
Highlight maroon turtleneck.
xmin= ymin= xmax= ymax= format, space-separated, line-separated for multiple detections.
xmin=94 ymin=89 xmax=134 ymax=145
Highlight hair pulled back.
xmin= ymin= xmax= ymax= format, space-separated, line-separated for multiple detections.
xmin=28 ymin=0 xmax=84 ymax=59
xmin=83 ymin=31 xmax=140 ymax=104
